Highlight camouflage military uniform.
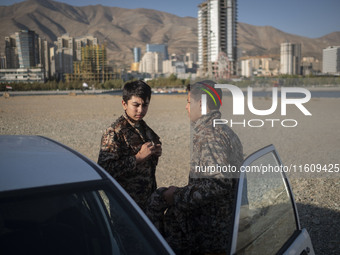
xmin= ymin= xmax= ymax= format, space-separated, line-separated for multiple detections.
xmin=98 ymin=112 xmax=161 ymax=211
xmin=146 ymin=110 xmax=243 ymax=254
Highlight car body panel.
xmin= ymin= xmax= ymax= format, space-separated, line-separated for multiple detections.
xmin=283 ymin=229 xmax=314 ymax=255
xmin=0 ymin=135 xmax=102 ymax=192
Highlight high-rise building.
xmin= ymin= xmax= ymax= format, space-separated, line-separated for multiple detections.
xmin=5 ymin=35 xmax=18 ymax=69
xmin=198 ymin=0 xmax=238 ymax=77
xmin=3 ymin=30 xmax=53 ymax=81
xmin=146 ymin=44 xmax=169 ymax=60
xmin=322 ymin=46 xmax=340 ymax=74
xmin=55 ymin=34 xmax=98 ymax=80
xmin=5 ymin=30 xmax=40 ymax=69
xmin=37 ymin=38 xmax=54 ymax=80
xmin=280 ymin=42 xmax=301 ymax=75
xmin=241 ymin=59 xmax=253 ymax=77
xmin=56 ymin=34 xmax=75 ymax=78
xmin=15 ymin=30 xmax=40 ymax=68
xmin=133 ymin=47 xmax=141 ymax=63
xmin=139 ymin=51 xmax=163 ymax=75
xmin=50 ymin=46 xmax=57 ymax=78
xmin=65 ymin=44 xmax=115 ymax=83
xmin=0 ymin=56 xmax=6 ymax=69
xmin=75 ymin=35 xmax=98 ymax=61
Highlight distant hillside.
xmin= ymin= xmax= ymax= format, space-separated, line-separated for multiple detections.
xmin=1 ymin=0 xmax=339 ymax=66
xmin=238 ymin=23 xmax=340 ymax=60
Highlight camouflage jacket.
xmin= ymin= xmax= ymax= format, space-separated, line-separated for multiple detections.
xmin=172 ymin=110 xmax=243 ymax=253
xmin=97 ymin=112 xmax=161 ymax=211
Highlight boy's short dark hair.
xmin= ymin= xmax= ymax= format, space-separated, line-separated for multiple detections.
xmin=187 ymin=80 xmax=222 ymax=110
xmin=122 ymin=80 xmax=152 ymax=103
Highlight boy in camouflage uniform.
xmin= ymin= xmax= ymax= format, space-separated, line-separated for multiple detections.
xmin=98 ymin=80 xmax=162 ymax=211
xmin=146 ymin=80 xmax=243 ymax=254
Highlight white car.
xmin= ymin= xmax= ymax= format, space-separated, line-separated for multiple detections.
xmin=0 ymin=136 xmax=314 ymax=254
xmin=0 ymin=135 xmax=174 ymax=255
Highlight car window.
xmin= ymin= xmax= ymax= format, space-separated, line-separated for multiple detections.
xmin=97 ymin=188 xmax=168 ymax=255
xmin=234 ymin=149 xmax=298 ymax=254
xmin=0 ymin=185 xmax=169 ymax=255
xmin=0 ymin=190 xmax=113 ymax=255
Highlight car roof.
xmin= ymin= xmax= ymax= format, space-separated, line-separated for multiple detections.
xmin=0 ymin=135 xmax=103 ymax=192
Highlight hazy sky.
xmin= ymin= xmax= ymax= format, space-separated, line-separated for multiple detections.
xmin=1 ymin=0 xmax=339 ymax=38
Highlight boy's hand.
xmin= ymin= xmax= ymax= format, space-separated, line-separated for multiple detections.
xmin=136 ymin=142 xmax=154 ymax=163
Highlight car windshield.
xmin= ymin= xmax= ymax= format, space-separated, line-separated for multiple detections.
xmin=0 ymin=184 xmax=161 ymax=255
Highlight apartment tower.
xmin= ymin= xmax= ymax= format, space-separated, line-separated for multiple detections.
xmin=280 ymin=42 xmax=301 ymax=75
xmin=322 ymin=46 xmax=340 ymax=74
xmin=198 ymin=0 xmax=238 ymax=77
xmin=55 ymin=34 xmax=98 ymax=80
xmin=133 ymin=47 xmax=141 ymax=63
xmin=5 ymin=30 xmax=40 ymax=69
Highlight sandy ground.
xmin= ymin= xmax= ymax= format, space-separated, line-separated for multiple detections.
xmin=0 ymin=93 xmax=339 ymax=254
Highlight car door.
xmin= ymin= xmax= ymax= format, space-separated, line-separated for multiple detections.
xmin=230 ymin=145 xmax=315 ymax=255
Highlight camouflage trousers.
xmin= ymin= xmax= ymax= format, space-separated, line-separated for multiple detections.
xmin=145 ymin=188 xmax=231 ymax=255
xmin=145 ymin=188 xmax=193 ymax=254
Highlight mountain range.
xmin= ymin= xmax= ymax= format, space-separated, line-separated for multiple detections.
xmin=1 ymin=0 xmax=339 ymax=67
